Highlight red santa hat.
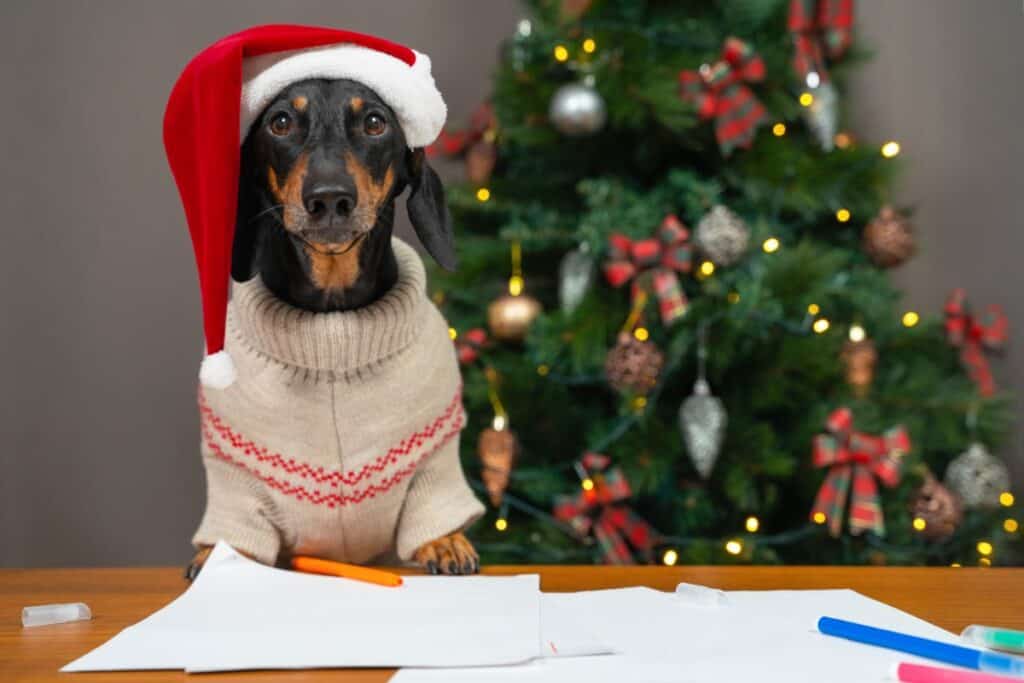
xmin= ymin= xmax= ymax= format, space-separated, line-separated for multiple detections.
xmin=163 ymin=25 xmax=446 ymax=389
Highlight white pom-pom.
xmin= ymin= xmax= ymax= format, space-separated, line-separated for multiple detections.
xmin=199 ymin=350 xmax=237 ymax=389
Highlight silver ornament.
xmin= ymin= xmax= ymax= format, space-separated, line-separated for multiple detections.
xmin=558 ymin=243 xmax=595 ymax=313
xmin=678 ymin=325 xmax=727 ymax=479
xmin=695 ymin=205 xmax=750 ymax=267
xmin=679 ymin=378 xmax=727 ymax=479
xmin=944 ymin=442 xmax=1012 ymax=509
xmin=549 ymin=82 xmax=607 ymax=136
xmin=803 ymin=81 xmax=838 ymax=151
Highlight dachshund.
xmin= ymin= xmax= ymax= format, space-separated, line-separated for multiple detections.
xmin=186 ymin=77 xmax=478 ymax=580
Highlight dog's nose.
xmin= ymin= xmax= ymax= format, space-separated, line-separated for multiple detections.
xmin=303 ymin=186 xmax=356 ymax=219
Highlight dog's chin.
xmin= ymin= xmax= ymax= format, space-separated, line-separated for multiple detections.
xmin=295 ymin=228 xmax=369 ymax=255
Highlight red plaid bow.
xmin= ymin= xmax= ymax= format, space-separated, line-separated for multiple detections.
xmin=455 ymin=328 xmax=488 ymax=365
xmin=426 ymin=101 xmax=495 ymax=157
xmin=788 ymin=0 xmax=854 ymax=84
xmin=945 ymin=289 xmax=1008 ymax=397
xmin=810 ymin=408 xmax=909 ymax=538
xmin=602 ymin=215 xmax=692 ymax=325
xmin=554 ymin=452 xmax=658 ymax=565
xmin=679 ymin=37 xmax=769 ymax=155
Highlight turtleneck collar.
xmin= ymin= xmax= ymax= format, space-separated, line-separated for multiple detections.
xmin=229 ymin=238 xmax=427 ymax=374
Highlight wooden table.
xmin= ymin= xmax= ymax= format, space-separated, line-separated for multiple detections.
xmin=3 ymin=566 xmax=1023 ymax=682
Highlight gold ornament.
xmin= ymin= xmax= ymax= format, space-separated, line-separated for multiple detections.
xmin=841 ymin=338 xmax=877 ymax=397
xmin=487 ymin=294 xmax=541 ymax=342
xmin=911 ymin=471 xmax=964 ymax=541
xmin=478 ymin=427 xmax=518 ymax=507
xmin=605 ymin=332 xmax=664 ymax=395
xmin=465 ymin=140 xmax=497 ymax=187
xmin=863 ymin=206 xmax=915 ymax=268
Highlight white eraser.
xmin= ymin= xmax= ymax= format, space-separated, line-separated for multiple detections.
xmin=674 ymin=582 xmax=729 ymax=608
xmin=22 ymin=602 xmax=91 ymax=628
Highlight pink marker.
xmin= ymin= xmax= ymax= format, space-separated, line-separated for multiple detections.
xmin=894 ymin=662 xmax=1024 ymax=683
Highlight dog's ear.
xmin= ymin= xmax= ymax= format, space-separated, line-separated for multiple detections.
xmin=405 ymin=148 xmax=457 ymax=271
xmin=231 ymin=155 xmax=263 ymax=282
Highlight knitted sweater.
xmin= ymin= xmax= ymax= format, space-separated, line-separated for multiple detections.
xmin=193 ymin=238 xmax=484 ymax=565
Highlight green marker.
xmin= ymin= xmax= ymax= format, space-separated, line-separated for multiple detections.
xmin=962 ymin=624 xmax=1024 ymax=653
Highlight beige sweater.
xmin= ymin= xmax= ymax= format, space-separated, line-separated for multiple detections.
xmin=193 ymin=238 xmax=484 ymax=565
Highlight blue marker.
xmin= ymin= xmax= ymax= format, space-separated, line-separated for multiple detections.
xmin=818 ymin=617 xmax=1024 ymax=678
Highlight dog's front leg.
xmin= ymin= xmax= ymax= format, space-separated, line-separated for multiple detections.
xmin=414 ymin=532 xmax=479 ymax=575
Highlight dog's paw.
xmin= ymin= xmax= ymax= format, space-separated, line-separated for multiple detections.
xmin=414 ymin=532 xmax=479 ymax=575
xmin=184 ymin=546 xmax=213 ymax=582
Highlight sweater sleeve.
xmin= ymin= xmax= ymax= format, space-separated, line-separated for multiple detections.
xmin=394 ymin=433 xmax=485 ymax=562
xmin=192 ymin=451 xmax=285 ymax=565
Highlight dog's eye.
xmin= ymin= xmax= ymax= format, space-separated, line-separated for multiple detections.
xmin=269 ymin=112 xmax=293 ymax=136
xmin=364 ymin=113 xmax=387 ymax=136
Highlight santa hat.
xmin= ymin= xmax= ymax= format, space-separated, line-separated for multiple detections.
xmin=163 ymin=25 xmax=446 ymax=389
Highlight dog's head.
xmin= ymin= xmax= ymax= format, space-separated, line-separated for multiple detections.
xmin=233 ymin=78 xmax=455 ymax=284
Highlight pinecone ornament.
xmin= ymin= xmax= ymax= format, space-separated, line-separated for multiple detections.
xmin=944 ymin=442 xmax=1012 ymax=509
xmin=695 ymin=205 xmax=750 ymax=267
xmin=863 ymin=206 xmax=915 ymax=268
xmin=911 ymin=472 xmax=963 ymax=541
xmin=478 ymin=427 xmax=518 ymax=507
xmin=605 ymin=332 xmax=664 ymax=395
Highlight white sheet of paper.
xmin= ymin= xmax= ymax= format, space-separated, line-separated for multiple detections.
xmin=393 ymin=585 xmax=960 ymax=683
xmin=62 ymin=542 xmax=545 ymax=672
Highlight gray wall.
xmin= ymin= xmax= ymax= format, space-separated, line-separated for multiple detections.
xmin=1 ymin=1 xmax=1020 ymax=567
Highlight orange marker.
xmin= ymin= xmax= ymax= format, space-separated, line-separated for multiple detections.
xmin=290 ymin=556 xmax=403 ymax=588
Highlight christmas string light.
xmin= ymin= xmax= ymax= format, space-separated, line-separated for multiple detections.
xmin=745 ymin=516 xmax=760 ymax=533
xmin=1004 ymin=519 xmax=1019 ymax=533
xmin=553 ymin=44 xmax=569 ymax=62
xmin=977 ymin=541 xmax=993 ymax=556
xmin=812 ymin=318 xmax=830 ymax=334
xmin=1000 ymin=492 xmax=1015 ymax=507
xmin=836 ymin=208 xmax=851 ymax=223
xmin=848 ymin=324 xmax=866 ymax=342
xmin=799 ymin=92 xmax=814 ymax=107
xmin=582 ymin=38 xmax=596 ymax=54
xmin=881 ymin=140 xmax=901 ymax=158
xmin=476 ymin=187 xmax=491 ymax=202
xmin=762 ymin=237 xmax=780 ymax=253
xmin=772 ymin=122 xmax=786 ymax=136
xmin=508 ymin=241 xmax=524 ymax=296
xmin=662 ymin=549 xmax=679 ymax=566
xmin=902 ymin=311 xmax=920 ymax=327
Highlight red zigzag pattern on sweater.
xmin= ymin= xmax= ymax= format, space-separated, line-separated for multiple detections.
xmin=198 ymin=388 xmax=465 ymax=508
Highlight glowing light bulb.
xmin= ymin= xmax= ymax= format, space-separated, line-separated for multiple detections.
xmin=951 ymin=562 xmax=962 ymax=568
xmin=813 ymin=318 xmax=831 ymax=334
xmin=772 ymin=122 xmax=786 ymax=137
xmin=699 ymin=260 xmax=715 ymax=276
xmin=806 ymin=71 xmax=821 ymax=88
xmin=848 ymin=324 xmax=866 ymax=343
xmin=476 ymin=187 xmax=491 ymax=202
xmin=834 ymin=132 xmax=853 ymax=149
xmin=813 ymin=512 xmax=827 ymax=525
xmin=492 ymin=414 xmax=507 ymax=431
xmin=1000 ymin=492 xmax=1015 ymax=507
xmin=662 ymin=549 xmax=679 ymax=566
xmin=745 ymin=516 xmax=760 ymax=533
xmin=912 ymin=517 xmax=927 ymax=532
xmin=495 ymin=517 xmax=508 ymax=531
xmin=979 ymin=557 xmax=992 ymax=567
xmin=516 ymin=19 xmax=532 ymax=37
xmin=448 ymin=327 xmax=458 ymax=340
xmin=508 ymin=275 xmax=524 ymax=296
xmin=537 ymin=364 xmax=550 ymax=376
xmin=582 ymin=38 xmax=596 ymax=53
xmin=725 ymin=540 xmax=743 ymax=555
xmin=977 ymin=541 xmax=993 ymax=556
xmin=553 ymin=45 xmax=569 ymax=62
xmin=902 ymin=311 xmax=920 ymax=327
xmin=1004 ymin=519 xmax=1019 ymax=533
xmin=762 ymin=237 xmax=780 ymax=253
xmin=581 ymin=478 xmax=595 ymax=491
xmin=807 ymin=303 xmax=820 ymax=315
xmin=634 ymin=327 xmax=650 ymax=341
xmin=836 ymin=208 xmax=851 ymax=223
xmin=881 ymin=141 xmax=901 ymax=158
xmin=799 ymin=92 xmax=814 ymax=107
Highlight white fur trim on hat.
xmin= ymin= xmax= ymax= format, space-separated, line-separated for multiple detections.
xmin=199 ymin=350 xmax=237 ymax=389
xmin=240 ymin=45 xmax=446 ymax=148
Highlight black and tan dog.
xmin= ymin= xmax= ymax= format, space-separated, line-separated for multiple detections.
xmin=186 ymin=78 xmax=477 ymax=579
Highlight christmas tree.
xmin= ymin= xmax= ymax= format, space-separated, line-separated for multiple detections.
xmin=429 ymin=0 xmax=1019 ymax=566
